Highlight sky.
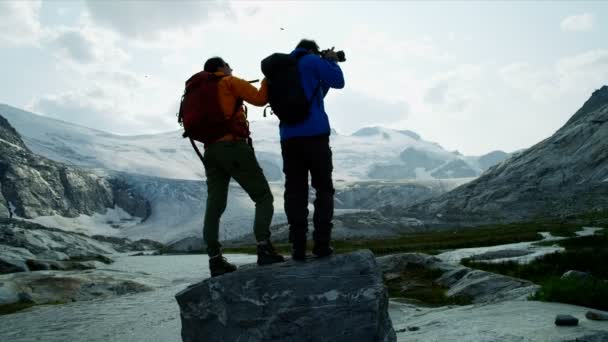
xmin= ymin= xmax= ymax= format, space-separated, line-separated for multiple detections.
xmin=1 ymin=1 xmax=607 ymax=155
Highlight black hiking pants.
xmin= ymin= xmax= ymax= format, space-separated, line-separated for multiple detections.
xmin=281 ymin=135 xmax=334 ymax=247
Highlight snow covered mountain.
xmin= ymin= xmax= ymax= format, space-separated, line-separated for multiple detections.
xmin=0 ymin=104 xmax=507 ymax=182
xmin=0 ymin=104 xmax=509 ymax=243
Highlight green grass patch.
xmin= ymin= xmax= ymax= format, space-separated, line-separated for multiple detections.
xmin=226 ymin=221 xmax=584 ymax=256
xmin=384 ymin=264 xmax=471 ymax=306
xmin=531 ymin=277 xmax=608 ymax=311
xmin=463 ymin=232 xmax=608 ymax=310
xmin=0 ymin=302 xmax=36 ymax=316
xmin=0 ymin=301 xmax=66 ymax=316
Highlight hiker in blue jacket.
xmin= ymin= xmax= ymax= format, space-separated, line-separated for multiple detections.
xmin=281 ymin=39 xmax=345 ymax=261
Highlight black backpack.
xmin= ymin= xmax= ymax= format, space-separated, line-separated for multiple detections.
xmin=261 ymin=51 xmax=319 ymax=125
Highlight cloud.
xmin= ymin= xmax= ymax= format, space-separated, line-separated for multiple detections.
xmin=425 ymin=83 xmax=449 ymax=105
xmin=48 ymin=26 xmax=129 ymax=66
xmin=84 ymin=1 xmax=231 ymax=40
xmin=326 ymin=90 xmax=409 ymax=134
xmin=0 ymin=1 xmax=42 ymax=46
xmin=29 ymin=69 xmax=180 ymax=134
xmin=557 ymin=49 xmax=608 ymax=91
xmin=560 ymin=13 xmax=594 ymax=32
xmin=50 ymin=30 xmax=96 ymax=63
xmin=499 ymin=62 xmax=558 ymax=100
xmin=500 ymin=49 xmax=608 ymax=100
xmin=423 ymin=64 xmax=485 ymax=114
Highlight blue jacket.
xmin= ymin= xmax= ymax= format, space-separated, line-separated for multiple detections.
xmin=279 ymin=48 xmax=345 ymax=141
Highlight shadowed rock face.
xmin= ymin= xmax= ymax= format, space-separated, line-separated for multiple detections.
xmin=175 ymin=250 xmax=396 ymax=342
xmin=0 ymin=114 xmax=148 ymax=219
xmin=383 ymin=86 xmax=608 ymax=226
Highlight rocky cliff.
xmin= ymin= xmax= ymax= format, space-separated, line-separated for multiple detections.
xmin=383 ymin=86 xmax=608 ymax=226
xmin=0 ymin=115 xmax=148 ymax=220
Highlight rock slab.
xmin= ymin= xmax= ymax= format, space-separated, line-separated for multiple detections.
xmin=555 ymin=314 xmax=579 ymax=326
xmin=586 ymin=311 xmax=608 ymax=321
xmin=175 ymin=250 xmax=396 ymax=342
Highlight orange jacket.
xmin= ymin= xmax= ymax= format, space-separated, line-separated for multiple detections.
xmin=213 ymin=72 xmax=268 ymax=143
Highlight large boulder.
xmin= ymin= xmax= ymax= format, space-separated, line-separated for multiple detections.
xmin=175 ymin=250 xmax=396 ymax=342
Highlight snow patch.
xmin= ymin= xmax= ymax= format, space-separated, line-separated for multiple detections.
xmin=438 ymin=227 xmax=604 ymax=265
xmin=0 ymin=137 xmax=23 ymax=150
xmin=26 ymin=207 xmax=141 ymax=237
xmin=576 ymin=226 xmax=603 ymax=236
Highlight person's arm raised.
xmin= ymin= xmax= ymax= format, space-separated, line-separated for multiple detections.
xmin=229 ymin=76 xmax=269 ymax=106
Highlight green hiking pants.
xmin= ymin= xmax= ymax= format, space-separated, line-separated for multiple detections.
xmin=202 ymin=140 xmax=274 ymax=256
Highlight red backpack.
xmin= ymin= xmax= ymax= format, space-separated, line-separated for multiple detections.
xmin=177 ymin=71 xmax=244 ymax=144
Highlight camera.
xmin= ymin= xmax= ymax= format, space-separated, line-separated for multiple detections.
xmin=320 ymin=49 xmax=346 ymax=62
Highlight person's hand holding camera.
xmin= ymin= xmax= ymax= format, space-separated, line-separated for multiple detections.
xmin=321 ymin=47 xmax=340 ymax=62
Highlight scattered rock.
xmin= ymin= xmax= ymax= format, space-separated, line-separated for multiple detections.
xmin=586 ymin=311 xmax=608 ymax=321
xmin=555 ymin=314 xmax=579 ymax=326
xmin=561 ymin=270 xmax=592 ymax=280
xmin=176 ymin=250 xmax=396 ymax=342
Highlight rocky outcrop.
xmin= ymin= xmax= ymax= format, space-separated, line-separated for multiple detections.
xmin=107 ymin=178 xmax=151 ymax=220
xmin=91 ymin=234 xmax=163 ymax=252
xmin=0 ymin=269 xmax=162 ymax=308
xmin=0 ymin=114 xmax=149 ymax=220
xmin=0 ymin=245 xmax=35 ymax=273
xmin=0 ymin=219 xmax=161 ymax=275
xmin=0 ymin=181 xmax=9 ymax=218
xmin=377 ymin=253 xmax=538 ymax=304
xmin=0 ymin=219 xmax=116 ymax=264
xmin=383 ymin=86 xmax=608 ymax=226
xmin=0 ymin=220 xmax=115 ymax=275
xmin=175 ymin=250 xmax=396 ymax=342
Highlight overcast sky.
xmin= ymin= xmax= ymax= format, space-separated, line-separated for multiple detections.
xmin=1 ymin=1 xmax=607 ymax=155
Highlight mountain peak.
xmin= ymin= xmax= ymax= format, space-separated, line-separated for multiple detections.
xmin=566 ymin=85 xmax=608 ymax=126
xmin=0 ymin=114 xmax=28 ymax=151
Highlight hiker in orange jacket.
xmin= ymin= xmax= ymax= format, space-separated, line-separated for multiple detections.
xmin=198 ymin=57 xmax=284 ymax=276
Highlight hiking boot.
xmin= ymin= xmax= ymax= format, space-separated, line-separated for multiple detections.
xmin=209 ymin=254 xmax=237 ymax=277
xmin=257 ymin=240 xmax=285 ymax=265
xmin=312 ymin=243 xmax=334 ymax=258
xmin=291 ymin=239 xmax=307 ymax=261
